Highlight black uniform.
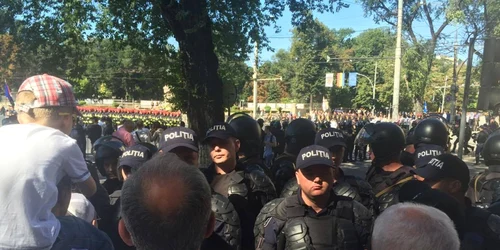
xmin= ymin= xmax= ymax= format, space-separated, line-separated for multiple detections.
xmin=357 ymin=122 xmax=413 ymax=214
xmin=202 ymin=163 xmax=276 ymax=250
xmin=353 ymin=120 xmax=366 ymax=161
xmin=271 ymin=119 xmax=316 ymax=195
xmin=462 ymin=198 xmax=500 ymax=250
xmin=469 ymin=132 xmax=500 ymax=210
xmin=280 ymin=176 xmax=375 ymax=215
xmin=210 ymin=192 xmax=242 ymax=250
xmin=366 ymin=166 xmax=414 ymax=213
xmin=272 ymin=153 xmax=297 ymax=195
xmin=475 ymin=128 xmax=490 ymax=164
xmin=254 ymin=192 xmax=372 ymax=250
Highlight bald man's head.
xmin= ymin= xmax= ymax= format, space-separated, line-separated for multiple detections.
xmin=120 ymin=153 xmax=213 ymax=250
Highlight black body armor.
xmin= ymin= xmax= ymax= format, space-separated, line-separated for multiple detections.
xmin=272 ymin=153 xmax=297 ymax=196
xmin=212 ymin=192 xmax=242 ymax=250
xmin=469 ymin=170 xmax=500 ymax=208
xmin=203 ymin=163 xmax=277 ymax=250
xmin=280 ymin=177 xmax=375 ymax=214
xmin=366 ymin=166 xmax=414 ymax=214
xmin=254 ymin=194 xmax=371 ymax=250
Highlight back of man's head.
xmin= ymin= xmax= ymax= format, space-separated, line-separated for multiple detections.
xmin=136 ymin=120 xmax=144 ymax=129
xmin=119 ymin=153 xmax=213 ymax=250
xmin=372 ymin=203 xmax=460 ymax=250
xmin=123 ymin=120 xmax=135 ymax=132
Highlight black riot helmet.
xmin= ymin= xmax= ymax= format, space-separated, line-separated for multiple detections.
xmin=94 ymin=136 xmax=126 ymax=177
xmin=285 ymin=118 xmax=316 ymax=155
xmin=483 ymin=133 xmax=500 ymax=166
xmin=355 ymin=122 xmax=405 ymax=160
xmin=413 ymin=118 xmax=449 ymax=147
xmin=227 ymin=112 xmax=262 ymax=157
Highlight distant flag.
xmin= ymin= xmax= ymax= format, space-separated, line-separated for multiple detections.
xmin=336 ymin=73 xmax=345 ymax=88
xmin=4 ymin=81 xmax=14 ymax=107
xmin=423 ymin=101 xmax=428 ymax=114
xmin=348 ymin=72 xmax=358 ymax=87
xmin=325 ymin=73 xmax=334 ymax=87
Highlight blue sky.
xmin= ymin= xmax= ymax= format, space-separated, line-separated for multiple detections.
xmin=257 ymin=1 xmax=467 ymax=63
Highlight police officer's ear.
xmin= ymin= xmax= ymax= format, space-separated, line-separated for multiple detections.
xmin=448 ymin=179 xmax=463 ymax=194
xmin=204 ymin=211 xmax=216 ymax=239
xmin=233 ymin=138 xmax=241 ymax=152
xmin=118 ymin=219 xmax=134 ymax=246
xmin=295 ymin=169 xmax=301 ymax=185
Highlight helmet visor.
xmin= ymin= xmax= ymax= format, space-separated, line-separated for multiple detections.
xmin=354 ymin=123 xmax=376 ymax=147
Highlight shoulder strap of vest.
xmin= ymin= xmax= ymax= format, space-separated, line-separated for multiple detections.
xmin=334 ymin=198 xmax=355 ymax=221
xmin=375 ymin=176 xmax=413 ymax=198
xmin=284 ymin=196 xmax=306 ymax=219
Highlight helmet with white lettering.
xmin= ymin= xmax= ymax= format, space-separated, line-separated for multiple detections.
xmin=285 ymin=118 xmax=316 ymax=156
xmin=227 ymin=112 xmax=262 ymax=157
xmin=355 ymin=122 xmax=405 ymax=158
xmin=483 ymin=133 xmax=500 ymax=166
xmin=413 ymin=118 xmax=449 ymax=147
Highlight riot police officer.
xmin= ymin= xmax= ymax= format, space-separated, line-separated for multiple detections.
xmin=271 ymin=118 xmax=316 ymax=195
xmin=474 ymin=124 xmax=490 ymax=165
xmin=227 ymin=113 xmax=268 ymax=174
xmin=93 ymin=136 xmax=126 ymax=194
xmin=469 ymin=131 xmax=500 ymax=214
xmin=202 ymin=122 xmax=276 ymax=250
xmin=353 ymin=118 xmax=366 ymax=161
xmin=254 ymin=145 xmax=372 ymax=250
xmin=411 ymin=118 xmax=449 ymax=168
xmin=280 ymin=128 xmax=375 ymax=213
xmin=415 ymin=154 xmax=500 ymax=249
xmin=158 ymin=127 xmax=240 ymax=249
xmin=270 ymin=120 xmax=286 ymax=160
xmin=356 ymin=122 xmax=414 ymax=213
xmin=105 ymin=143 xmax=157 ymax=250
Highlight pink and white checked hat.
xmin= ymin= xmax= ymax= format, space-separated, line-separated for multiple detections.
xmin=16 ymin=74 xmax=81 ymax=115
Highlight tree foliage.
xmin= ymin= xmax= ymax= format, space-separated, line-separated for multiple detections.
xmin=0 ymin=34 xmax=19 ymax=79
xmin=3 ymin=0 xmax=351 ymax=134
xmin=361 ymin=0 xmax=453 ymax=113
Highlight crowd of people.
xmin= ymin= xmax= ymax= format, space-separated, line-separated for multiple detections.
xmin=3 ymin=73 xmax=500 ymax=250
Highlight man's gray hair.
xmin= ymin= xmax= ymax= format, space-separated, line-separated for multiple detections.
xmin=372 ymin=202 xmax=460 ymax=250
xmin=121 ymin=153 xmax=212 ymax=250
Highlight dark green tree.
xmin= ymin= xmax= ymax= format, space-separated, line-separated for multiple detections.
xmin=266 ymin=81 xmax=281 ymax=103
xmin=99 ymin=0 xmax=349 ymax=135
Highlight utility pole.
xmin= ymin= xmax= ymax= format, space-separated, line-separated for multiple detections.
xmin=252 ymin=41 xmax=258 ymax=118
xmin=450 ymin=31 xmax=459 ymax=125
xmin=373 ymin=62 xmax=378 ymax=115
xmin=442 ymin=76 xmax=447 ymax=113
xmin=458 ymin=35 xmax=477 ymax=159
xmin=392 ymin=0 xmax=403 ymax=121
